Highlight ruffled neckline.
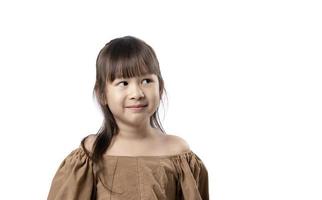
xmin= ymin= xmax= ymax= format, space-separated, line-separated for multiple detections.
xmin=79 ymin=145 xmax=194 ymax=159
xmin=103 ymin=150 xmax=194 ymax=159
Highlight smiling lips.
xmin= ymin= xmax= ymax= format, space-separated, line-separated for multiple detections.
xmin=126 ymin=104 xmax=148 ymax=108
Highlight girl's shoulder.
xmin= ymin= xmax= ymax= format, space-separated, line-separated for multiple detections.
xmin=81 ymin=134 xmax=96 ymax=152
xmin=162 ymin=134 xmax=191 ymax=154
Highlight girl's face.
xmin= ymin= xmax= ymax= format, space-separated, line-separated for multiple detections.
xmin=105 ymin=73 xmax=160 ymax=127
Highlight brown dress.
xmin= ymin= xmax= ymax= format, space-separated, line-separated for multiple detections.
xmin=47 ymin=143 xmax=209 ymax=200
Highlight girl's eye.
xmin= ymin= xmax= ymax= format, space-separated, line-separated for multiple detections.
xmin=142 ymin=79 xmax=153 ymax=84
xmin=117 ymin=79 xmax=152 ymax=86
xmin=118 ymin=81 xmax=128 ymax=86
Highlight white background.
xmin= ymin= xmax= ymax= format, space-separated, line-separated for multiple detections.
xmin=0 ymin=0 xmax=321 ymax=199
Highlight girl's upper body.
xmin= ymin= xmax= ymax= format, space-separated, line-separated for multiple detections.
xmin=47 ymin=133 xmax=209 ymax=200
xmin=47 ymin=36 xmax=209 ymax=199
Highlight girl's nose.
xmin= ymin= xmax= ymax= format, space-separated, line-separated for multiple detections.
xmin=129 ymin=85 xmax=145 ymax=99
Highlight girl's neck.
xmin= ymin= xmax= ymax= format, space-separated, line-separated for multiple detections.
xmin=115 ymin=127 xmax=162 ymax=141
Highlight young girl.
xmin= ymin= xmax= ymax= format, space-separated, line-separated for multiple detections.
xmin=47 ymin=36 xmax=209 ymax=200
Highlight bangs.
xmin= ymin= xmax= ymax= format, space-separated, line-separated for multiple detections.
xmin=108 ymin=56 xmax=154 ymax=81
xmin=103 ymin=36 xmax=160 ymax=82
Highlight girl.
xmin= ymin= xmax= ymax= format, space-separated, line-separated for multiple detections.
xmin=47 ymin=36 xmax=209 ymax=200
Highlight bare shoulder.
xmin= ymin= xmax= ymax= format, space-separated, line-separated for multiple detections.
xmin=82 ymin=134 xmax=97 ymax=152
xmin=164 ymin=134 xmax=191 ymax=154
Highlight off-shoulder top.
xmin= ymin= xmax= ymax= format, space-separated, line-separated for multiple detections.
xmin=47 ymin=143 xmax=209 ymax=200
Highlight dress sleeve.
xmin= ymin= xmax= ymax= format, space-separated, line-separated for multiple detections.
xmin=47 ymin=147 xmax=95 ymax=200
xmin=172 ymin=151 xmax=209 ymax=200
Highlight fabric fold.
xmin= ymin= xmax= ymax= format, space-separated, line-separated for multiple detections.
xmin=172 ymin=152 xmax=209 ymax=200
xmin=47 ymin=148 xmax=95 ymax=200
